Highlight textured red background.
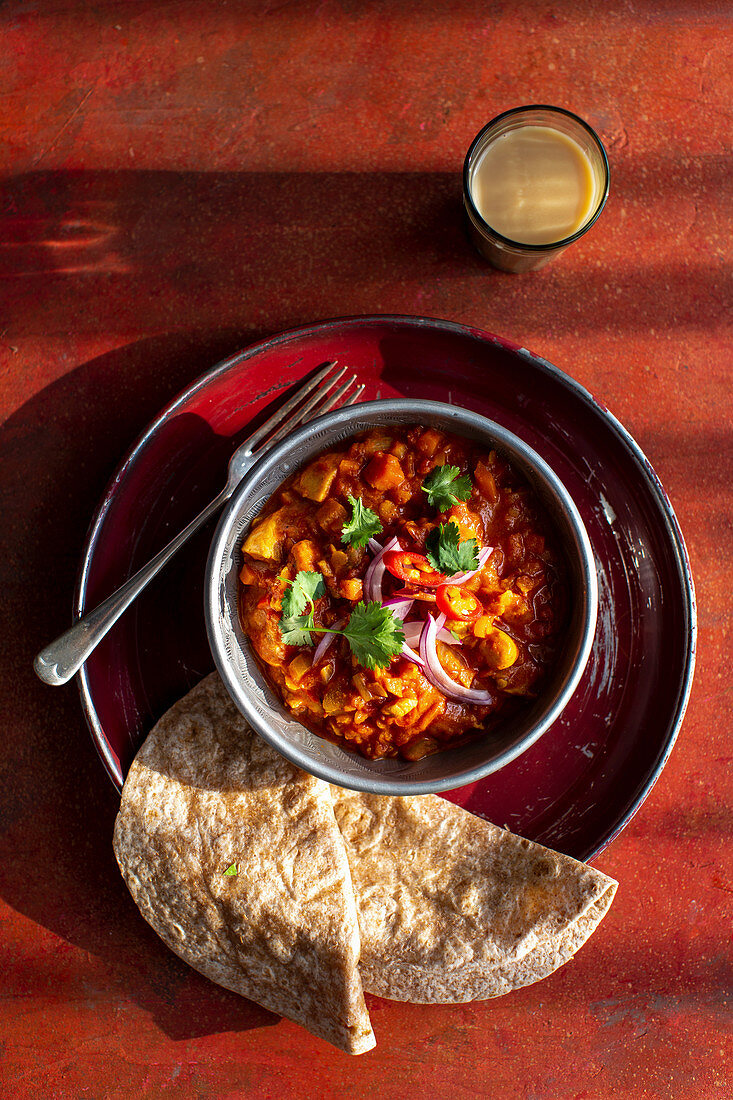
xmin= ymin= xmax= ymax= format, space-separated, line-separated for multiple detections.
xmin=1 ymin=3 xmax=730 ymax=1098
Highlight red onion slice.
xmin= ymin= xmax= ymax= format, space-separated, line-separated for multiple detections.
xmin=400 ymin=642 xmax=425 ymax=668
xmin=367 ymin=537 xmax=383 ymax=554
xmin=382 ymin=596 xmax=414 ymax=621
xmin=418 ymin=614 xmax=496 ymax=706
xmin=312 ymin=618 xmax=344 ymax=666
xmin=402 ymin=620 xmax=459 ymax=649
xmin=383 ymin=598 xmax=424 ymax=665
xmin=364 ymin=535 xmax=401 ymax=603
xmin=449 ymin=544 xmax=494 ymax=586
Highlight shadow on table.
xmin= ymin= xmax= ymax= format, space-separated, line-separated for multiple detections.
xmin=0 ymin=169 xmax=467 ymax=340
xmin=0 ymin=332 xmax=287 ymax=1040
xmin=1 ymin=163 xmax=730 ymax=341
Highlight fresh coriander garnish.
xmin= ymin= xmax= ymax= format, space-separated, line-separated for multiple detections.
xmin=421 ymin=465 xmax=472 ymax=512
xmin=425 ymin=522 xmax=479 ymax=576
xmin=281 ymin=570 xmax=326 ymax=618
xmin=223 ymin=863 xmax=239 ymax=876
xmin=338 ymin=601 xmax=405 ymax=670
xmin=341 ymin=494 xmax=383 ymax=548
xmin=279 ymin=570 xmax=327 ymax=646
xmin=279 ymin=613 xmax=319 ymax=648
xmin=279 ymin=578 xmax=405 ymax=669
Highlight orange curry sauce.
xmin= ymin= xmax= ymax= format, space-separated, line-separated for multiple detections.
xmin=238 ymin=426 xmax=567 ymax=761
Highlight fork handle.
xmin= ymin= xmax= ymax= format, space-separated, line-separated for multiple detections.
xmin=34 ymin=488 xmax=230 ymax=686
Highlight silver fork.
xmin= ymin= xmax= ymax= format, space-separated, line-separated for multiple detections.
xmin=34 ymin=362 xmax=364 ymax=686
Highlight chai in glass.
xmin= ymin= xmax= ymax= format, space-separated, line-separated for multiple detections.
xmin=463 ymin=106 xmax=609 ymax=273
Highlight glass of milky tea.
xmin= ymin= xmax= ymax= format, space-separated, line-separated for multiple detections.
xmin=463 ymin=105 xmax=609 ymax=273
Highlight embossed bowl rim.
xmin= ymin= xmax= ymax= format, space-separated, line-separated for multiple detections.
xmin=205 ymin=399 xmax=598 ymax=794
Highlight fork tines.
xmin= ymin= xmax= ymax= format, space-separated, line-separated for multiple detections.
xmin=245 ymin=361 xmax=363 ymax=456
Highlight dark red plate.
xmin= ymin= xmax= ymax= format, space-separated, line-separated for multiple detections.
xmin=76 ymin=316 xmax=696 ymax=862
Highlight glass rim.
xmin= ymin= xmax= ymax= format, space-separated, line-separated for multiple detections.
xmin=462 ymin=104 xmax=611 ymax=253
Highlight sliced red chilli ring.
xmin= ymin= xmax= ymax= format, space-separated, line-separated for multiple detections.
xmin=383 ymin=550 xmax=446 ymax=587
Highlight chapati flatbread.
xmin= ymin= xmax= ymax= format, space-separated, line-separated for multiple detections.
xmin=331 ymin=790 xmax=617 ymax=1002
xmin=114 ymin=672 xmax=618 ymax=1046
xmin=113 ymin=673 xmax=375 ymax=1055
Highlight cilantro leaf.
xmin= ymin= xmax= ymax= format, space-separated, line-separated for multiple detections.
xmin=279 ymin=611 xmax=317 ymax=647
xmin=425 ymin=522 xmax=479 ymax=576
xmin=279 ymin=571 xmax=324 ymax=646
xmin=223 ymin=863 xmax=239 ymax=876
xmin=341 ymin=601 xmax=405 ymax=670
xmin=278 ymin=576 xmax=404 ymax=669
xmin=421 ymin=465 xmax=472 ymax=511
xmin=281 ymin=570 xmax=326 ymax=619
xmin=341 ymin=495 xmax=383 ymax=548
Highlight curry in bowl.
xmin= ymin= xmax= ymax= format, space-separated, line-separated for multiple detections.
xmin=238 ymin=425 xmax=568 ymax=762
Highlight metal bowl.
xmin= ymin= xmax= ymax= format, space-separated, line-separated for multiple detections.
xmin=205 ymin=399 xmax=598 ymax=795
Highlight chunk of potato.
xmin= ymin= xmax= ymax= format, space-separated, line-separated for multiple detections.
xmin=362 ymin=431 xmax=394 ymax=455
xmin=330 ymin=549 xmax=348 ymax=573
xmin=448 ymin=502 xmax=483 ymax=542
xmin=486 ymin=589 xmax=530 ymax=622
xmin=416 ymin=428 xmax=444 ymax=456
xmin=364 ymin=452 xmax=404 ymax=491
xmin=291 ymin=539 xmax=319 ymax=572
xmin=382 ymin=675 xmax=408 ymax=697
xmin=250 ymin=611 xmax=287 ymax=666
xmin=323 ymin=686 xmax=349 ymax=715
xmin=378 ymin=500 xmax=398 ymax=523
xmin=316 ymin=497 xmax=347 ymax=534
xmin=340 ymin=577 xmax=363 ymax=601
xmin=338 ymin=458 xmax=360 ymax=477
xmin=437 ymin=642 xmax=474 ymax=687
xmin=242 ymin=512 xmax=285 ymax=562
xmin=383 ymin=694 xmax=418 ymax=718
xmin=479 ymin=628 xmax=519 ymax=670
xmin=285 ymin=654 xmax=312 ymax=688
xmin=474 ymin=461 xmax=499 ymax=503
xmin=238 ymin=561 xmax=259 ymax=585
xmin=296 ymin=453 xmax=341 ymax=502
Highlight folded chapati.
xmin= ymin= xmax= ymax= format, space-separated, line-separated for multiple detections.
xmin=113 ymin=673 xmax=375 ymax=1055
xmin=331 ymin=789 xmax=617 ymax=1002
xmin=114 ymin=673 xmax=617 ymax=1050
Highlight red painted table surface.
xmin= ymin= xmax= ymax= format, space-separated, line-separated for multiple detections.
xmin=0 ymin=4 xmax=730 ymax=1098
